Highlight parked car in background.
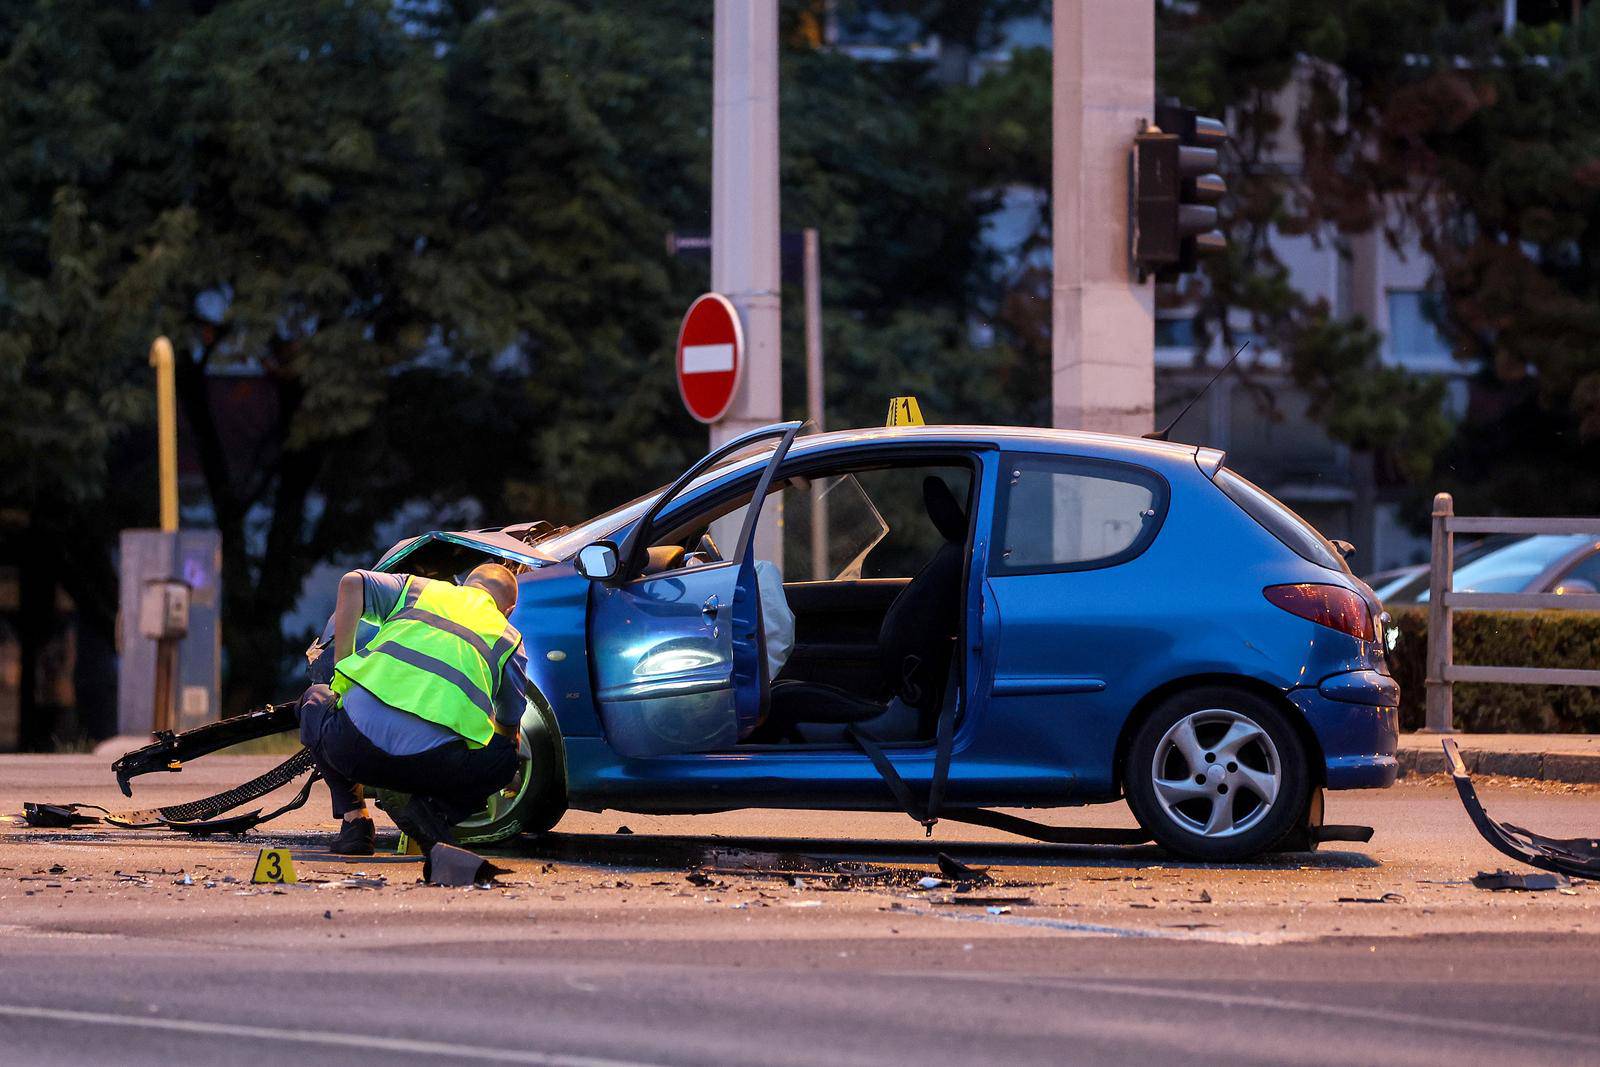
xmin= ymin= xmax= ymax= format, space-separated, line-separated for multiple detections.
xmin=1373 ymin=534 xmax=1600 ymax=607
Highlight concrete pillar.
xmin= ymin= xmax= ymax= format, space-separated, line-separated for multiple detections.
xmin=710 ymin=0 xmax=783 ymax=564
xmin=1052 ymin=0 xmax=1155 ymax=435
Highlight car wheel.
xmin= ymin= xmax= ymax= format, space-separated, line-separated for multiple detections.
xmin=1124 ymin=687 xmax=1310 ymax=862
xmin=372 ymin=687 xmax=569 ymax=848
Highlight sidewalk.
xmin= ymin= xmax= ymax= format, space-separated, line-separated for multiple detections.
xmin=1398 ymin=732 xmax=1600 ymax=783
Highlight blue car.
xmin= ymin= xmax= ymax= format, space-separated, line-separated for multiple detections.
xmin=375 ymin=422 xmax=1399 ymax=861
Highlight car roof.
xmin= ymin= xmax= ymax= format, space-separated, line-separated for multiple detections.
xmin=785 ymin=424 xmax=1203 ymax=467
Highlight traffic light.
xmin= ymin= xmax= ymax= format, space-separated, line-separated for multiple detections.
xmin=1130 ymin=102 xmax=1228 ymax=281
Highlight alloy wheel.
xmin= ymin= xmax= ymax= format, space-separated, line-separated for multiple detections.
xmin=1150 ymin=708 xmax=1282 ymax=839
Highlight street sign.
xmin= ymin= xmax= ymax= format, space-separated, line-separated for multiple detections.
xmin=676 ymin=293 xmax=744 ymax=424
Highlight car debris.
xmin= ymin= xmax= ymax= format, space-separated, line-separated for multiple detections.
xmin=1444 ymin=739 xmax=1600 ymax=881
xmin=1336 ymin=893 xmax=1406 ymax=904
xmin=110 ymin=702 xmax=300 ymax=795
xmin=936 ymin=853 xmax=992 ymax=883
xmin=20 ymin=803 xmax=100 ymax=828
xmin=1470 ymin=870 xmax=1572 ymax=892
xmin=936 ymin=895 xmax=1034 ymax=908
xmin=22 ymin=732 xmax=321 ymax=839
xmin=424 ymin=843 xmax=509 ymax=887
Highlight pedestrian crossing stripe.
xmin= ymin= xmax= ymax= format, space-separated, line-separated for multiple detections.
xmin=251 ymin=847 xmax=297 ymax=884
xmin=886 ymin=396 xmax=925 ymax=427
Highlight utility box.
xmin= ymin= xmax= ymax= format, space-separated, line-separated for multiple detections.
xmin=138 ymin=581 xmax=191 ymax=641
xmin=118 ymin=530 xmax=222 ymax=735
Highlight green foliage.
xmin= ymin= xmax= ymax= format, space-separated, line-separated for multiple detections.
xmin=1388 ymin=606 xmax=1600 ymax=731
xmin=1162 ymin=0 xmax=1600 ymax=514
xmin=1 ymin=0 xmax=1048 ymax=719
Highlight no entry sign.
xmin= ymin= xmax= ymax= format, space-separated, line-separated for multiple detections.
xmin=675 ymin=293 xmax=743 ymax=424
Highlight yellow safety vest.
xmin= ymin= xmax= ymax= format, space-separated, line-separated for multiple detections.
xmin=332 ymin=576 xmax=520 ymax=748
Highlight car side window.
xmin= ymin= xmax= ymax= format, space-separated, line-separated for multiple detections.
xmin=991 ymin=454 xmax=1166 ymax=575
xmin=1552 ymin=549 xmax=1600 ymax=594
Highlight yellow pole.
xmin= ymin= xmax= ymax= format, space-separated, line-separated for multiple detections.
xmin=148 ymin=336 xmax=178 ymax=532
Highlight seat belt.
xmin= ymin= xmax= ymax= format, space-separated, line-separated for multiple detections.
xmin=847 ymin=678 xmax=958 ymax=835
xmin=848 ymin=681 xmax=1157 ymax=847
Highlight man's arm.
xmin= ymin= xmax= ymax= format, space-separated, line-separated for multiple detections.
xmin=332 ymin=571 xmax=366 ymax=662
xmin=492 ymin=646 xmax=530 ymax=741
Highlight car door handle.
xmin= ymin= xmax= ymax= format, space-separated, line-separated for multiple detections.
xmin=702 ymin=595 xmax=720 ymax=618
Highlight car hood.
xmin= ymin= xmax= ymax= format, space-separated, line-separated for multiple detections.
xmin=375 ymin=527 xmax=560 ymax=571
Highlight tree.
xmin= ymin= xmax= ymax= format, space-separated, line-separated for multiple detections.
xmin=1 ymin=0 xmax=1057 ymax=739
xmin=0 ymin=1 xmax=189 ymax=744
xmin=1159 ymin=0 xmax=1600 ymax=514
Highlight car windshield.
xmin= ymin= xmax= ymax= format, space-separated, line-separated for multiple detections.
xmin=538 ymin=441 xmax=781 ymax=560
xmin=1416 ymin=534 xmax=1591 ymax=600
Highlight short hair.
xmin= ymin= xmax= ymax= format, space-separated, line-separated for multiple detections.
xmin=464 ymin=563 xmax=518 ymax=614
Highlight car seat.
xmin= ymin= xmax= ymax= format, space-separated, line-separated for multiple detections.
xmin=758 ymin=476 xmax=966 ymax=740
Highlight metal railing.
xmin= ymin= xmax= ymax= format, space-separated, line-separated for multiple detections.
xmin=1423 ymin=492 xmax=1600 ymax=732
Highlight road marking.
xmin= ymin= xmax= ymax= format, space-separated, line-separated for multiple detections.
xmin=905 ymin=905 xmax=1302 ymax=945
xmin=909 ymin=974 xmax=1597 ymax=1048
xmin=0 ymin=1004 xmax=664 ymax=1067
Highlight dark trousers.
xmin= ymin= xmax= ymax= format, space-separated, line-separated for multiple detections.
xmin=296 ymin=685 xmax=518 ymax=823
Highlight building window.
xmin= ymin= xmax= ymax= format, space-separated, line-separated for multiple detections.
xmin=1154 ymin=316 xmax=1196 ymax=349
xmin=1386 ymin=290 xmax=1452 ymax=366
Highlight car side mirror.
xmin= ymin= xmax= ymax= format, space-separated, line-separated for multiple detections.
xmin=1554 ymin=578 xmax=1598 ymax=595
xmin=1331 ymin=539 xmax=1357 ymax=560
xmin=575 ymin=541 xmax=621 ymax=582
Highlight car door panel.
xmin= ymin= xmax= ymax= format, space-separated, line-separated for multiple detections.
xmin=588 ymin=422 xmax=801 ymax=757
xmin=589 ymin=562 xmax=744 ymax=756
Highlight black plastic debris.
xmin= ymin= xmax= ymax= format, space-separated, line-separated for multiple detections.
xmin=1444 ymin=740 xmax=1600 ymax=882
xmin=936 ymin=853 xmax=992 ymax=883
xmin=424 ymin=843 xmax=510 ymax=887
xmin=1471 ymin=870 xmax=1572 ymax=892
xmin=21 ymin=803 xmax=101 ymax=828
xmin=1336 ymin=892 xmax=1407 ymax=904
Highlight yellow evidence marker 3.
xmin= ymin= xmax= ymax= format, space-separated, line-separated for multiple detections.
xmin=251 ymin=847 xmax=298 ymax=884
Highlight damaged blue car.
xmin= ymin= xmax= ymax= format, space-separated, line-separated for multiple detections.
xmin=375 ymin=421 xmax=1398 ymax=862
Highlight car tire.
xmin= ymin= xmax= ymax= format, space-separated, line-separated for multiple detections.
xmin=1124 ymin=687 xmax=1310 ymax=862
xmin=372 ymin=686 xmax=569 ymax=848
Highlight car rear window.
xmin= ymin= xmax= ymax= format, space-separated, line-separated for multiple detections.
xmin=1212 ymin=468 xmax=1344 ymax=572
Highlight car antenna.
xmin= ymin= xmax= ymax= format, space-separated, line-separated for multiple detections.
xmin=1143 ymin=339 xmax=1250 ymax=442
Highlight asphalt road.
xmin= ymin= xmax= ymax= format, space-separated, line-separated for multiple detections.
xmin=3 ymin=755 xmax=1599 ymax=1066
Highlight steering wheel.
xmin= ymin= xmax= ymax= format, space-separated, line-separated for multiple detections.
xmin=694 ymin=532 xmax=723 ymax=564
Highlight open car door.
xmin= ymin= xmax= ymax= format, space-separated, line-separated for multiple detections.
xmin=584 ymin=422 xmax=802 ymax=757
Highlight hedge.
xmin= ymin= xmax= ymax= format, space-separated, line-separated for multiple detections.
xmin=1387 ymin=607 xmax=1600 ymax=732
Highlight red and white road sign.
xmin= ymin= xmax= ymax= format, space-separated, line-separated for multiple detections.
xmin=675 ymin=293 xmax=744 ymax=424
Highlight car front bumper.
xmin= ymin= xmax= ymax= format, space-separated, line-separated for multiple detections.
xmin=1290 ymin=670 xmax=1400 ymax=790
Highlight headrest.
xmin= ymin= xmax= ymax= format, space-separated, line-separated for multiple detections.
xmin=923 ymin=477 xmax=967 ymax=544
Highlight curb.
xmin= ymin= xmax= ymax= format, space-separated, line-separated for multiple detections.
xmin=1399 ymin=747 xmax=1600 ymax=784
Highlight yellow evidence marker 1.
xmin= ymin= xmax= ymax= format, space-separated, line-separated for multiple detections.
xmin=251 ymin=847 xmax=298 ymax=884
xmin=885 ymin=396 xmax=925 ymax=427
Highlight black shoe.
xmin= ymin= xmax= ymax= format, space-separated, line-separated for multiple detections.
xmin=330 ymin=816 xmax=375 ymax=856
xmin=393 ymin=797 xmax=458 ymax=852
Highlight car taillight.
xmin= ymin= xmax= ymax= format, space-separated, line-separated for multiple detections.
xmin=1263 ymin=583 xmax=1374 ymax=641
